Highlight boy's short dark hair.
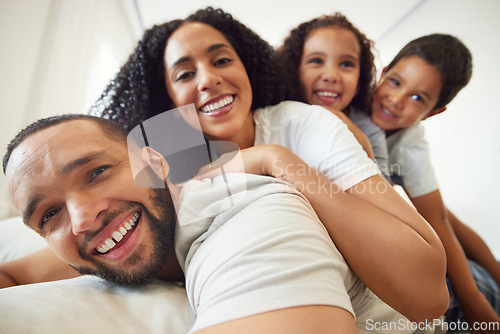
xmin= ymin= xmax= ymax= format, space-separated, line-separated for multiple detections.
xmin=3 ymin=114 xmax=128 ymax=174
xmin=386 ymin=34 xmax=473 ymax=110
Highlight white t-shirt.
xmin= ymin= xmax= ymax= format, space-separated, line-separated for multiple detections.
xmin=174 ymin=101 xmax=407 ymax=333
xmin=254 ymin=101 xmax=380 ymax=190
xmin=175 ymin=174 xmax=409 ymax=334
xmin=348 ymin=107 xmax=390 ymax=179
xmin=387 ymin=123 xmax=439 ymax=198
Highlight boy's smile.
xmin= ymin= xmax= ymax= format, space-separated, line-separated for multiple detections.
xmin=371 ymin=56 xmax=443 ymax=133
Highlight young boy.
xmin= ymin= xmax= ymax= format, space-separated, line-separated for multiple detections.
xmin=371 ymin=34 xmax=500 ymax=330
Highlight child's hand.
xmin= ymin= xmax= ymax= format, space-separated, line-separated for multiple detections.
xmin=461 ymin=292 xmax=500 ymax=333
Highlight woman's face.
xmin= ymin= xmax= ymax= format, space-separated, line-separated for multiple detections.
xmin=164 ymin=22 xmax=254 ymax=148
xmin=299 ymin=26 xmax=361 ymax=112
xmin=371 ymin=56 xmax=443 ymax=132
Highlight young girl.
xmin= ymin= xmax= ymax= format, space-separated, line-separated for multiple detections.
xmin=277 ymin=13 xmax=389 ymax=178
xmin=370 ymin=34 xmax=500 ymax=329
xmin=93 ymin=7 xmax=448 ymax=323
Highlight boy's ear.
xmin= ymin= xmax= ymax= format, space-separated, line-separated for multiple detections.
xmin=141 ymin=146 xmax=170 ymax=182
xmin=423 ymin=107 xmax=446 ymax=120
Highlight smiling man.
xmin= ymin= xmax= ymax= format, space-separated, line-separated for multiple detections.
xmin=3 ymin=113 xmax=407 ymax=333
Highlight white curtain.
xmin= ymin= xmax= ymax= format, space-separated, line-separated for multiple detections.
xmin=0 ymin=0 xmax=141 ymax=219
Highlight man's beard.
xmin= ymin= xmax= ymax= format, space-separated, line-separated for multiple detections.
xmin=71 ymin=188 xmax=176 ymax=286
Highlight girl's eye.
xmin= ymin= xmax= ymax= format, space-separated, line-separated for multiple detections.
xmin=41 ymin=208 xmax=59 ymax=228
xmin=307 ymin=57 xmax=323 ymax=65
xmin=340 ymin=61 xmax=355 ymax=68
xmin=214 ymin=57 xmax=232 ymax=66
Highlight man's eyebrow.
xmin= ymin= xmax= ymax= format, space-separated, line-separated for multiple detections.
xmin=22 ymin=151 xmax=105 ymax=226
xmin=23 ymin=194 xmax=41 ymax=227
xmin=170 ymin=43 xmax=230 ymax=70
xmin=60 ymin=152 xmax=104 ymax=177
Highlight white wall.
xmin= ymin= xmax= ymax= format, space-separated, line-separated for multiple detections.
xmin=1 ymin=0 xmax=498 ymax=256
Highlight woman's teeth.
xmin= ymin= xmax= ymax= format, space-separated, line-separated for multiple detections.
xmin=96 ymin=213 xmax=140 ymax=254
xmin=200 ymin=96 xmax=233 ymax=113
xmin=317 ymin=91 xmax=339 ymax=98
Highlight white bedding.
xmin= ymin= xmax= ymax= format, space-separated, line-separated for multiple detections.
xmin=0 ymin=216 xmax=193 ymax=334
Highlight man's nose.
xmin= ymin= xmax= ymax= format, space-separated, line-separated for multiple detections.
xmin=67 ymin=193 xmax=108 ymax=235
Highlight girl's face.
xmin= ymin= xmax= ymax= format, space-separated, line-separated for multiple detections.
xmin=164 ymin=22 xmax=254 ymax=148
xmin=371 ymin=56 xmax=443 ymax=132
xmin=299 ymin=26 xmax=361 ymax=112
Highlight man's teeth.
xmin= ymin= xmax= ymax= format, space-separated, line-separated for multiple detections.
xmin=96 ymin=213 xmax=140 ymax=254
xmin=317 ymin=91 xmax=340 ymax=98
xmin=200 ymin=96 xmax=233 ymax=113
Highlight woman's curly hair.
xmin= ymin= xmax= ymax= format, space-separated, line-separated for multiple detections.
xmin=92 ymin=7 xmax=290 ymax=131
xmin=277 ymin=12 xmax=376 ymax=112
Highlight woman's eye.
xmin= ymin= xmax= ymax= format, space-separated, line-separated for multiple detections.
xmin=214 ymin=57 xmax=232 ymax=66
xmin=176 ymin=71 xmax=194 ymax=82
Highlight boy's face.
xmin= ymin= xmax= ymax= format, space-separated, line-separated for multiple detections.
xmin=371 ymin=56 xmax=444 ymax=132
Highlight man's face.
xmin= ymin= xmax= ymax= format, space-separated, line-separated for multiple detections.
xmin=5 ymin=120 xmax=176 ymax=285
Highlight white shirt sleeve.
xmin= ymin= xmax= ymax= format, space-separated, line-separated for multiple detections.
xmin=254 ymin=101 xmax=380 ymax=190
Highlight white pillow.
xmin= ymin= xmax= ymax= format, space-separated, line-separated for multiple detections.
xmin=0 ymin=216 xmax=194 ymax=334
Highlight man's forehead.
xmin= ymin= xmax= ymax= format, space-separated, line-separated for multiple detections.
xmin=6 ymin=120 xmax=126 ymax=201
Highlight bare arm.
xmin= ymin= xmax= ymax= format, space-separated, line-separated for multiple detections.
xmin=447 ymin=208 xmax=500 ymax=285
xmin=199 ymin=144 xmax=448 ymax=322
xmin=268 ymin=147 xmax=447 ymax=322
xmin=0 ymin=246 xmax=80 ymax=288
xmin=412 ymin=191 xmax=500 ymax=332
xmin=196 ymin=305 xmax=357 ymax=334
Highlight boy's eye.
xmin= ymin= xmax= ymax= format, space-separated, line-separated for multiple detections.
xmin=411 ymin=94 xmax=424 ymax=103
xmin=389 ymin=78 xmax=400 ymax=87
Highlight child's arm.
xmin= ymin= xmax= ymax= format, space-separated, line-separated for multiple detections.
xmin=447 ymin=208 xmax=500 ymax=286
xmin=411 ymin=191 xmax=500 ymax=329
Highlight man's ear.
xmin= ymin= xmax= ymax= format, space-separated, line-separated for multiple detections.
xmin=423 ymin=107 xmax=446 ymax=120
xmin=141 ymin=146 xmax=170 ymax=182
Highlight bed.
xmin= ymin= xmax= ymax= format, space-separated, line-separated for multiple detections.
xmin=0 ymin=216 xmax=194 ymax=333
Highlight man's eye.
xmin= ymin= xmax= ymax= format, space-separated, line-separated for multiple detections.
xmin=41 ymin=209 xmax=59 ymax=227
xmin=90 ymin=166 xmax=109 ymax=181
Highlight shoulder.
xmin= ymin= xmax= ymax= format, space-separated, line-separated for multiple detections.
xmin=254 ymin=101 xmax=341 ymax=126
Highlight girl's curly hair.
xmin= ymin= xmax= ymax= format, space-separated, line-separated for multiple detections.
xmin=92 ymin=7 xmax=290 ymax=131
xmin=277 ymin=12 xmax=376 ymax=112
